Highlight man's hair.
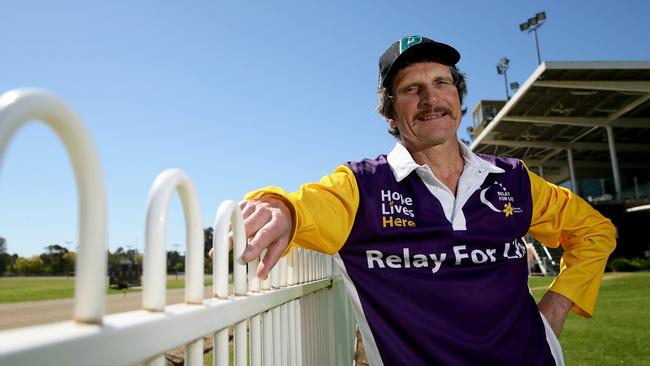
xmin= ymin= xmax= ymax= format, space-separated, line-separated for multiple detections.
xmin=377 ymin=60 xmax=468 ymax=138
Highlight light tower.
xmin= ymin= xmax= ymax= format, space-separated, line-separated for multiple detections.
xmin=519 ymin=12 xmax=547 ymax=65
xmin=496 ymin=57 xmax=511 ymax=100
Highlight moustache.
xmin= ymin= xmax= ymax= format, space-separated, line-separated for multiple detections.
xmin=415 ymin=106 xmax=456 ymax=120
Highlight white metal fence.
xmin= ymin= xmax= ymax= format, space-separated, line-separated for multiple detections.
xmin=0 ymin=89 xmax=356 ymax=366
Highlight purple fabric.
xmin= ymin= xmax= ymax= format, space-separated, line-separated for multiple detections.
xmin=340 ymin=155 xmax=556 ymax=365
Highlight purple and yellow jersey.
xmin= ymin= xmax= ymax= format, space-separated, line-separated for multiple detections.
xmin=246 ymin=143 xmax=616 ymax=366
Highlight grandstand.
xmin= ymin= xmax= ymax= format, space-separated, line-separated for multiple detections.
xmin=470 ymin=61 xmax=650 ymax=270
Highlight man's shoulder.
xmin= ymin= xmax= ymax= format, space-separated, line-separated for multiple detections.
xmin=344 ymin=155 xmax=390 ymax=176
xmin=476 ymin=153 xmax=524 ymax=172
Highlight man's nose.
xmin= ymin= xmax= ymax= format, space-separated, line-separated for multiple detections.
xmin=418 ymin=85 xmax=440 ymax=107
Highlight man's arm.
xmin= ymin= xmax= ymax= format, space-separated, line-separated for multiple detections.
xmin=219 ymin=165 xmax=360 ymax=280
xmin=537 ymin=291 xmax=573 ymax=337
xmin=525 ymin=165 xmax=616 ymax=332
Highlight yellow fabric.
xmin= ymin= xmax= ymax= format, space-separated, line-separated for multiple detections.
xmin=526 ymin=164 xmax=616 ymax=317
xmin=245 ymin=165 xmax=360 ymax=255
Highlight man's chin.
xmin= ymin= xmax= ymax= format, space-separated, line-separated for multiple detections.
xmin=401 ymin=136 xmax=458 ymax=151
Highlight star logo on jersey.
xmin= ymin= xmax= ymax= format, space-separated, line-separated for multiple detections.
xmin=480 ymin=181 xmax=523 ymax=217
xmin=503 ymin=202 xmax=514 ymax=217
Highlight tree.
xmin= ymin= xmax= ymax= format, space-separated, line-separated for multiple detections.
xmin=125 ymin=248 xmax=140 ymax=263
xmin=0 ymin=237 xmax=9 ymax=275
xmin=62 ymin=251 xmax=76 ymax=275
xmin=204 ymin=227 xmax=214 ymax=274
xmin=203 ymin=226 xmax=234 ymax=274
xmin=108 ymin=247 xmax=128 ymax=266
xmin=9 ymin=254 xmax=18 ymax=273
xmin=167 ymin=250 xmax=184 ymax=273
xmin=174 ymin=262 xmax=184 ymax=273
xmin=15 ymin=257 xmax=29 ymax=275
xmin=15 ymin=256 xmax=44 ymax=275
xmin=203 ymin=227 xmax=213 ymax=258
xmin=40 ymin=244 xmax=69 ymax=275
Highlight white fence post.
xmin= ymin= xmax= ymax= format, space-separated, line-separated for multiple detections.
xmin=142 ymin=168 xmax=204 ymax=365
xmin=272 ymin=305 xmax=281 ymax=366
xmin=143 ymin=169 xmax=204 ymax=311
xmin=250 ymin=314 xmax=262 ymax=366
xmin=262 ymin=310 xmax=273 ymax=366
xmin=213 ymin=200 xmax=248 ymax=366
xmin=0 ymin=89 xmax=108 ymax=324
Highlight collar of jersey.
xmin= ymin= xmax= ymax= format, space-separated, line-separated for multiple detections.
xmin=386 ymin=140 xmax=505 ymax=182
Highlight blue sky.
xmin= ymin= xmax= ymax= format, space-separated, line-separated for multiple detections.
xmin=2 ymin=0 xmax=649 ymax=256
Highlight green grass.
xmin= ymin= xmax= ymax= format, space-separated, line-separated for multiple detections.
xmin=202 ymin=328 xmax=251 ymax=366
xmin=0 ymin=275 xmax=214 ymax=303
xmin=531 ymin=272 xmax=650 ymax=366
xmin=528 ymin=275 xmax=555 ymax=289
xmin=0 ymin=277 xmax=78 ymax=303
xmin=202 ymin=336 xmax=237 ymax=366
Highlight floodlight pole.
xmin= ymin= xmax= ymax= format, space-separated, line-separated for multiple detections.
xmin=532 ymin=27 xmax=542 ymax=65
xmin=496 ymin=57 xmax=510 ymax=100
xmin=520 ymin=12 xmax=546 ymax=66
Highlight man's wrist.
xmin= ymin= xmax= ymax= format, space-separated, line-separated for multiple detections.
xmin=538 ymin=290 xmax=573 ymax=337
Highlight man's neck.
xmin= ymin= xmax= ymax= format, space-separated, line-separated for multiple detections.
xmin=407 ymin=139 xmax=465 ymax=195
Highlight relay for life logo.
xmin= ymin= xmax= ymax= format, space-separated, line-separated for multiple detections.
xmin=380 ymin=189 xmax=416 ymax=228
xmin=480 ymin=181 xmax=523 ymax=217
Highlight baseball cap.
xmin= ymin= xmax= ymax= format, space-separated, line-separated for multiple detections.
xmin=379 ymin=35 xmax=461 ymax=88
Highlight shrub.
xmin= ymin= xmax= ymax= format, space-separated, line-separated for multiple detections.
xmin=608 ymin=257 xmax=650 ymax=272
xmin=631 ymin=257 xmax=650 ymax=271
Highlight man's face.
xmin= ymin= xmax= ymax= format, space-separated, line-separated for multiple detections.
xmin=388 ymin=61 xmax=462 ymax=151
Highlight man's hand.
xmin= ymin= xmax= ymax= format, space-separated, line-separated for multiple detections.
xmin=538 ymin=291 xmax=573 ymax=338
xmin=209 ymin=196 xmax=293 ymax=280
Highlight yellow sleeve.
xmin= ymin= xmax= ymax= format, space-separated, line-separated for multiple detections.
xmin=526 ymin=164 xmax=616 ymax=317
xmin=245 ymin=165 xmax=360 ymax=255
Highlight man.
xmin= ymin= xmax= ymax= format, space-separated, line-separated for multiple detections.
xmin=230 ymin=36 xmax=616 ymax=365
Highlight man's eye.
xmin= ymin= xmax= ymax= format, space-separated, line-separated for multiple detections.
xmin=437 ymin=79 xmax=453 ymax=86
xmin=404 ymin=86 xmax=419 ymax=94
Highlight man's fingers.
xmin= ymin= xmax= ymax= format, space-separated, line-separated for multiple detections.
xmin=241 ymin=223 xmax=277 ymax=262
xmin=238 ymin=203 xmax=283 ymax=261
xmin=230 ymin=197 xmax=292 ymax=265
xmin=256 ymin=237 xmax=289 ymax=280
xmin=239 ymin=200 xmax=256 ymax=219
xmin=242 ymin=205 xmax=272 ymax=239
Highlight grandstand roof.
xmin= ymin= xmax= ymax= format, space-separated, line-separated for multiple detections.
xmin=470 ymin=61 xmax=650 ymax=184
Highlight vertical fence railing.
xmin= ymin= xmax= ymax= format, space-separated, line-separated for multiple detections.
xmin=0 ymin=88 xmax=356 ymax=366
xmin=0 ymin=89 xmax=107 ymax=324
xmin=142 ymin=168 xmax=205 ymax=366
xmin=213 ymin=200 xmax=247 ymax=366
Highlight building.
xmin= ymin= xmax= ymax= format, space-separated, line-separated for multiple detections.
xmin=470 ymin=61 xmax=650 ymax=262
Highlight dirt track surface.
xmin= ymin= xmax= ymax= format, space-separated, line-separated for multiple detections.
xmin=0 ymin=287 xmax=216 ymax=330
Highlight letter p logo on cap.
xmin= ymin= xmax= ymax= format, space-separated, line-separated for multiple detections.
xmin=400 ymin=35 xmax=422 ymax=54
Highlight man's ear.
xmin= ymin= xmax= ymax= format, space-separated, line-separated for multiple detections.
xmin=387 ymin=118 xmax=397 ymax=130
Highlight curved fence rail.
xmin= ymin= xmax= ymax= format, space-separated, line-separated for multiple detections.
xmin=0 ymin=89 xmax=107 ymax=324
xmin=0 ymin=89 xmax=356 ymax=366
